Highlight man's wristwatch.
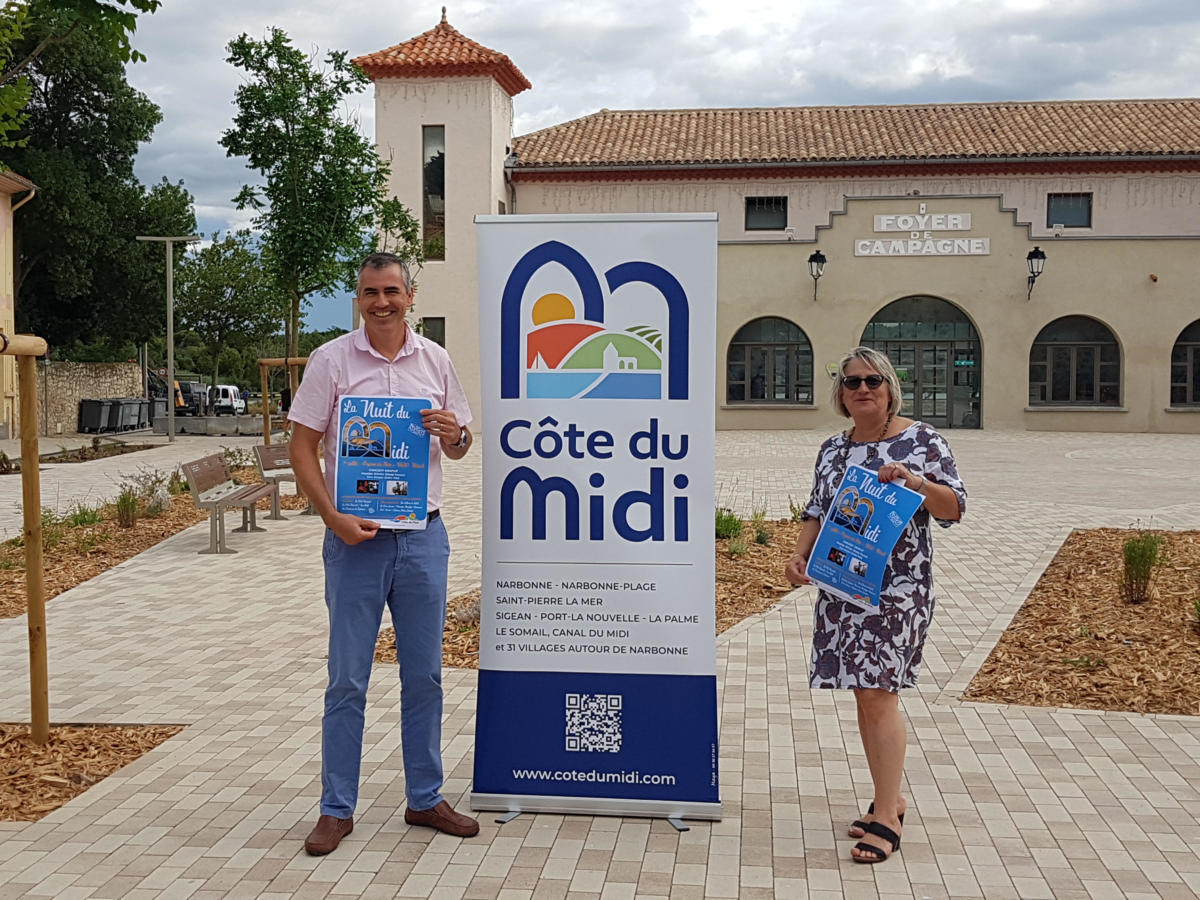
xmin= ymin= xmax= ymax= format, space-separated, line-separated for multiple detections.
xmin=451 ymin=427 xmax=470 ymax=449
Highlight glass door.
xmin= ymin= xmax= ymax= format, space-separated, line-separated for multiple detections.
xmin=919 ymin=345 xmax=948 ymax=424
xmin=881 ymin=341 xmax=965 ymax=428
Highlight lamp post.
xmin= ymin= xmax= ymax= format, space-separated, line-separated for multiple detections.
xmin=807 ymin=249 xmax=827 ymax=302
xmin=137 ymin=235 xmax=201 ymax=442
xmin=1026 ymin=246 xmax=1046 ymax=301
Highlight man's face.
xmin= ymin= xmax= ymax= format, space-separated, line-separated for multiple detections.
xmin=356 ymin=264 xmax=413 ymax=341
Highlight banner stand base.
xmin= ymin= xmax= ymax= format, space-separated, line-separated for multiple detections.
xmin=471 ymin=792 xmax=722 ymax=822
xmin=667 ymin=817 xmax=690 ymax=832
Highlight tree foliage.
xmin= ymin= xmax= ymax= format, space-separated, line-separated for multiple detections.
xmin=175 ymin=232 xmax=286 ymax=390
xmin=1 ymin=0 xmax=160 ymax=148
xmin=7 ymin=5 xmax=195 ymax=350
xmin=220 ymin=28 xmax=421 ymax=365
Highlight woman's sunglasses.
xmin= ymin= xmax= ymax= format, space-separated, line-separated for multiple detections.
xmin=841 ymin=374 xmax=886 ymax=390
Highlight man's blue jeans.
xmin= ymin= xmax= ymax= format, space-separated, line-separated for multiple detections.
xmin=319 ymin=518 xmax=450 ymax=817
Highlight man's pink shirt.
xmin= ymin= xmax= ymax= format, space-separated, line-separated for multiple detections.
xmin=287 ymin=325 xmax=472 ymax=511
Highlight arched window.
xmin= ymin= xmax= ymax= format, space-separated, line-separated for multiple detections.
xmin=726 ymin=317 xmax=813 ymax=404
xmin=1029 ymin=316 xmax=1120 ymax=405
xmin=1170 ymin=320 xmax=1200 ymax=406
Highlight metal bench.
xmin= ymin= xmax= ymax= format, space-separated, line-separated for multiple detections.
xmin=181 ymin=454 xmax=277 ymax=554
xmin=255 ymin=443 xmax=302 ymax=520
xmin=253 ymin=442 xmax=320 ymax=518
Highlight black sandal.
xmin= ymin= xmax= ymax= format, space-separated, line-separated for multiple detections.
xmin=848 ymin=802 xmax=904 ymax=837
xmin=852 ymin=821 xmax=901 ymax=863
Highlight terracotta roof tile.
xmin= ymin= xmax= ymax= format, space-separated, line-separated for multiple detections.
xmin=353 ymin=10 xmax=531 ymax=97
xmin=511 ymin=99 xmax=1200 ymax=169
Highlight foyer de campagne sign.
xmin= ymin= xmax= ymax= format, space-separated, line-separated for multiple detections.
xmin=855 ymin=205 xmax=990 ymax=257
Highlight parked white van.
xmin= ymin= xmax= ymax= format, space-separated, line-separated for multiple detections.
xmin=210 ymin=384 xmax=246 ymax=415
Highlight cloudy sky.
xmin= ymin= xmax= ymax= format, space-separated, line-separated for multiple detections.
xmin=124 ymin=0 xmax=1200 ymax=330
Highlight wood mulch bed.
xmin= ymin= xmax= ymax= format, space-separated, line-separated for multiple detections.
xmin=0 ymin=723 xmax=183 ymax=822
xmin=964 ymin=528 xmax=1200 ymax=717
xmin=0 ymin=440 xmax=156 ymax=473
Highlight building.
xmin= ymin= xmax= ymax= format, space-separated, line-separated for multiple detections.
xmin=355 ymin=14 xmax=1200 ymax=434
xmin=0 ymin=170 xmax=35 ymax=439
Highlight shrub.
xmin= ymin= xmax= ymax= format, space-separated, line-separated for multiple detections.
xmin=64 ymin=503 xmax=103 ymax=528
xmin=115 ymin=489 xmax=139 ymax=529
xmin=145 ymin=486 xmax=172 ymax=516
xmin=727 ymin=536 xmax=748 ymax=557
xmin=715 ymin=508 xmax=742 ymax=539
xmin=168 ymin=469 xmax=189 ymax=494
xmin=222 ymin=446 xmax=255 ymax=469
xmin=751 ymin=507 xmax=769 ymax=545
xmin=788 ymin=494 xmax=806 ymax=523
xmin=1121 ymin=530 xmax=1164 ymax=604
xmin=453 ymin=594 xmax=481 ymax=627
xmin=41 ymin=507 xmax=66 ymax=550
xmin=73 ymin=530 xmax=108 ymax=553
xmin=120 ymin=466 xmax=169 ymax=500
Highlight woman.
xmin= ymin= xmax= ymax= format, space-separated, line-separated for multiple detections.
xmin=785 ymin=347 xmax=966 ymax=863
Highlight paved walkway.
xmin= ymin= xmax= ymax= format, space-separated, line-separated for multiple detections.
xmin=0 ymin=433 xmax=270 ymax=542
xmin=1 ymin=430 xmax=1198 ymax=899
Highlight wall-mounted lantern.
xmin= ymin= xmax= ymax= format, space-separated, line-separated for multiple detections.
xmin=808 ymin=249 xmax=826 ymax=302
xmin=1026 ymin=246 xmax=1046 ymax=300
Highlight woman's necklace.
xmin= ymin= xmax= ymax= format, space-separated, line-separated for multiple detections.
xmin=835 ymin=413 xmax=893 ymax=481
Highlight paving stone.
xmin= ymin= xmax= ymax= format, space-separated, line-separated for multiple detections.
xmin=1 ymin=431 xmax=1199 ymax=896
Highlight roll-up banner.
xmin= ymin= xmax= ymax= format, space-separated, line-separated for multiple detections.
xmin=472 ymin=214 xmax=721 ymax=821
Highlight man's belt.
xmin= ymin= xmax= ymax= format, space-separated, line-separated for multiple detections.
xmin=427 ymin=509 xmax=440 ymax=521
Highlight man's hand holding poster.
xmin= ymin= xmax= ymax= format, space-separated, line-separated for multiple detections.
xmin=805 ymin=465 xmax=924 ymax=608
xmin=334 ymin=396 xmax=431 ymax=529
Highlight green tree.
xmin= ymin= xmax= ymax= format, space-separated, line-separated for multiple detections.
xmin=175 ymin=232 xmax=285 ymax=391
xmin=220 ymin=28 xmax=421 ymax=380
xmin=8 ymin=6 xmax=194 ymax=350
xmin=1 ymin=0 xmax=160 ymax=148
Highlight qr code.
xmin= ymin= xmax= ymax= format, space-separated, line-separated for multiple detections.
xmin=565 ymin=693 xmax=622 ymax=753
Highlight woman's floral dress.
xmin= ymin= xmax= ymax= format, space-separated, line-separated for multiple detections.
xmin=804 ymin=422 xmax=967 ymax=691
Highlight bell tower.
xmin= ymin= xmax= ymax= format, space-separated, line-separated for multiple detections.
xmin=355 ymin=10 xmax=532 ymax=418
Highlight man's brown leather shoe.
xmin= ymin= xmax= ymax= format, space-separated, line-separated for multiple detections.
xmin=404 ymin=800 xmax=480 ymax=837
xmin=304 ymin=814 xmax=353 ymax=855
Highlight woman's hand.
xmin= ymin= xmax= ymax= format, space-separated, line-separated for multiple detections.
xmin=876 ymin=462 xmax=924 ymax=492
xmin=785 ymin=553 xmax=811 ymax=586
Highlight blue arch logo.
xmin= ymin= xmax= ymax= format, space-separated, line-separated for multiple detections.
xmin=500 ymin=241 xmax=689 ymax=400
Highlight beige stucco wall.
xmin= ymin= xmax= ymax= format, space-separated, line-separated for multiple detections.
xmin=373 ymin=75 xmax=513 ymax=423
xmin=515 ymin=171 xmax=1200 ymax=242
xmin=0 ymin=186 xmax=18 ymax=438
xmin=714 ymin=195 xmax=1200 ymax=433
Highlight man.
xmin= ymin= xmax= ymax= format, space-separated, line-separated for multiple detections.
xmin=289 ymin=252 xmax=479 ymax=855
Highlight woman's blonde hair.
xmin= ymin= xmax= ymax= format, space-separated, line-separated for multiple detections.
xmin=829 ymin=346 xmax=904 ymax=418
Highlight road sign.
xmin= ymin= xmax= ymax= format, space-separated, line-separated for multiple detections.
xmin=156 ymin=366 xmax=167 ymax=377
